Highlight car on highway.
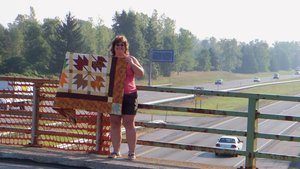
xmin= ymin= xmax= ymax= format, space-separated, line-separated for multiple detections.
xmin=215 ymin=135 xmax=243 ymax=157
xmin=214 ymin=79 xmax=223 ymax=85
xmin=149 ymin=119 xmax=167 ymax=124
xmin=273 ymin=73 xmax=279 ymax=79
xmin=253 ymin=77 xmax=261 ymax=82
xmin=0 ymin=81 xmax=33 ymax=110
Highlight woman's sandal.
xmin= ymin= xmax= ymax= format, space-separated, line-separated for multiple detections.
xmin=108 ymin=152 xmax=121 ymax=159
xmin=128 ymin=152 xmax=136 ymax=161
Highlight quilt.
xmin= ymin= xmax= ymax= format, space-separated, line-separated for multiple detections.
xmin=53 ymin=52 xmax=127 ymax=123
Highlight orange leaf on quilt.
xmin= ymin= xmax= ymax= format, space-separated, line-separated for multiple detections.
xmin=59 ymin=72 xmax=68 ymax=87
xmin=91 ymin=76 xmax=105 ymax=91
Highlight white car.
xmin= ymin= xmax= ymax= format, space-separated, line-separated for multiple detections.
xmin=149 ymin=120 xmax=167 ymax=124
xmin=215 ymin=136 xmax=243 ymax=157
xmin=0 ymin=98 xmax=10 ymax=110
xmin=0 ymin=81 xmax=33 ymax=110
xmin=253 ymin=77 xmax=261 ymax=82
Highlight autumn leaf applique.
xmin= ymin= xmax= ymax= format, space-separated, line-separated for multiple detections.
xmin=59 ymin=72 xmax=68 ymax=87
xmin=92 ymin=56 xmax=107 ymax=72
xmin=73 ymin=74 xmax=88 ymax=89
xmin=91 ymin=75 xmax=105 ymax=91
xmin=74 ymin=55 xmax=89 ymax=71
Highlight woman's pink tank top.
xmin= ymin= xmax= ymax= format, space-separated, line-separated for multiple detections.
xmin=124 ymin=63 xmax=137 ymax=94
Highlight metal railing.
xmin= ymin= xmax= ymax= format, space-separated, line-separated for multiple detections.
xmin=1 ymin=76 xmax=300 ymax=168
xmin=0 ymin=76 xmax=111 ymax=154
xmin=135 ymin=85 xmax=300 ymax=169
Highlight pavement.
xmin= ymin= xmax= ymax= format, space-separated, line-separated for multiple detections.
xmin=0 ymin=144 xmax=235 ymax=169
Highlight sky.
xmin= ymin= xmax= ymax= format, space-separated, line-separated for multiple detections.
xmin=1 ymin=0 xmax=300 ymax=45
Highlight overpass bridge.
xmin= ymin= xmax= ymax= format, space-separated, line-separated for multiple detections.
xmin=0 ymin=144 xmax=234 ymax=169
xmin=0 ymin=76 xmax=300 ymax=169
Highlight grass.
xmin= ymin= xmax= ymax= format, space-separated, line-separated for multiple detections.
xmin=136 ymin=70 xmax=295 ymax=87
xmin=138 ymin=71 xmax=300 ymax=116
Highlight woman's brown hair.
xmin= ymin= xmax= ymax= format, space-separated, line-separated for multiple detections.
xmin=110 ymin=35 xmax=129 ymax=56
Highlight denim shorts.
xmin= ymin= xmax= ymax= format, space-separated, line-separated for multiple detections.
xmin=122 ymin=92 xmax=138 ymax=115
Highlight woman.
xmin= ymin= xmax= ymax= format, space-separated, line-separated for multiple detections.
xmin=108 ymin=35 xmax=144 ymax=160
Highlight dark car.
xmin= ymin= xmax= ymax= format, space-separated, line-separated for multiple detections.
xmin=273 ymin=73 xmax=279 ymax=79
xmin=215 ymin=79 xmax=223 ymax=85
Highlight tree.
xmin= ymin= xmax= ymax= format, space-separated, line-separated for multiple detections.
xmin=239 ymin=43 xmax=258 ymax=73
xmin=78 ymin=18 xmax=96 ymax=54
xmin=0 ymin=24 xmax=8 ymax=64
xmin=218 ymin=39 xmax=242 ymax=72
xmin=23 ymin=20 xmax=51 ymax=73
xmin=160 ymin=15 xmax=177 ymax=76
xmin=196 ymin=49 xmax=211 ymax=71
xmin=42 ymin=18 xmax=60 ymax=47
xmin=0 ymin=56 xmax=28 ymax=74
xmin=94 ymin=19 xmax=114 ymax=55
xmin=253 ymin=40 xmax=270 ymax=72
xmin=208 ymin=37 xmax=221 ymax=71
xmin=52 ymin=12 xmax=85 ymax=73
xmin=6 ymin=14 xmax=28 ymax=59
xmin=270 ymin=42 xmax=291 ymax=71
xmin=112 ymin=10 xmax=147 ymax=66
xmin=176 ymin=28 xmax=196 ymax=73
xmin=145 ymin=10 xmax=164 ymax=78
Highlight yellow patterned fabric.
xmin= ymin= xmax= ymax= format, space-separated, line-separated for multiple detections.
xmin=53 ymin=52 xmax=127 ymax=119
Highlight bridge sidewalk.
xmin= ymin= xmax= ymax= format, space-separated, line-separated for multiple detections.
xmin=0 ymin=144 xmax=235 ymax=169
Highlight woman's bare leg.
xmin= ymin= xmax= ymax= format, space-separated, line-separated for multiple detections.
xmin=110 ymin=115 xmax=122 ymax=153
xmin=123 ymin=114 xmax=136 ymax=153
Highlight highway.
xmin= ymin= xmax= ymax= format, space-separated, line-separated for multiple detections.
xmin=137 ymin=74 xmax=300 ymax=104
xmin=131 ymin=74 xmax=300 ymax=169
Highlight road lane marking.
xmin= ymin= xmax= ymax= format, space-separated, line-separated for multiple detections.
xmin=186 ymin=102 xmax=300 ymax=164
xmin=137 ymin=147 xmax=160 ymax=156
xmin=138 ymin=116 xmax=241 ymax=157
xmin=210 ymin=117 xmax=240 ymax=128
xmin=259 ymin=104 xmax=299 ymax=126
xmin=137 ymin=91 xmax=300 ymax=162
xmin=233 ymin=103 xmax=300 ymax=167
xmin=257 ymin=122 xmax=297 ymax=152
xmin=233 ymin=122 xmax=298 ymax=168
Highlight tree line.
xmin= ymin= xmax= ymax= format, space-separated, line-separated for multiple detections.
xmin=0 ymin=7 xmax=300 ymax=79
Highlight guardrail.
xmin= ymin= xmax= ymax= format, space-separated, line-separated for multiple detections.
xmin=1 ymin=76 xmax=300 ymax=168
xmin=135 ymin=85 xmax=300 ymax=169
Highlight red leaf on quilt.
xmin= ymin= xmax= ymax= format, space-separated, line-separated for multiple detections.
xmin=91 ymin=76 xmax=105 ymax=91
xmin=92 ymin=56 xmax=107 ymax=72
xmin=59 ymin=72 xmax=68 ymax=87
xmin=74 ymin=55 xmax=88 ymax=71
xmin=73 ymin=74 xmax=88 ymax=89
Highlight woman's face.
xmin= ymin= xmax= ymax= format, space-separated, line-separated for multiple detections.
xmin=114 ymin=42 xmax=125 ymax=57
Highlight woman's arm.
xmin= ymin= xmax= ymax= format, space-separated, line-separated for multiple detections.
xmin=126 ymin=56 xmax=144 ymax=78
